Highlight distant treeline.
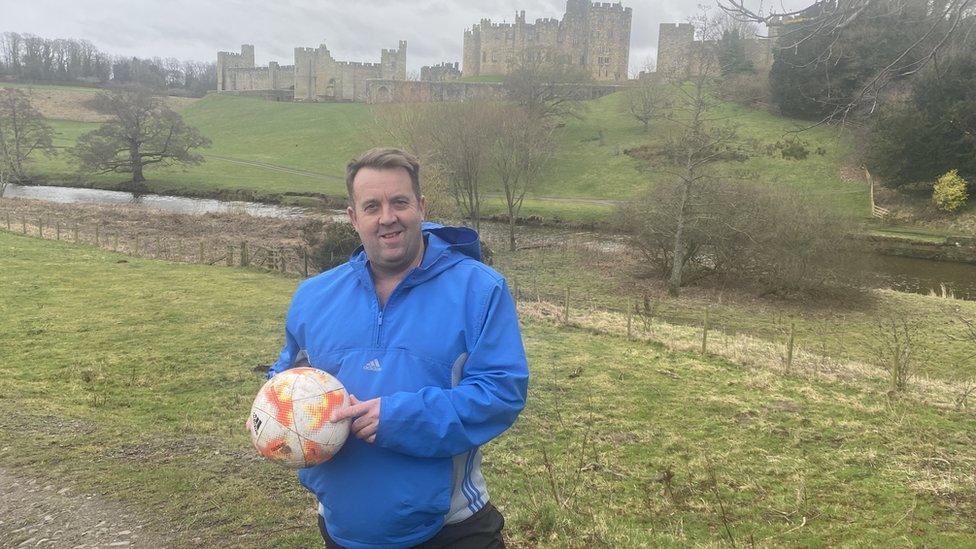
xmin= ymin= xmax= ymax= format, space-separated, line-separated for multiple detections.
xmin=0 ymin=32 xmax=216 ymax=97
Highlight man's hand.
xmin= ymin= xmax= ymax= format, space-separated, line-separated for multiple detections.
xmin=333 ymin=395 xmax=380 ymax=444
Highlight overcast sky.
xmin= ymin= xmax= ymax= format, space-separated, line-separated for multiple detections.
xmin=2 ymin=0 xmax=811 ymax=75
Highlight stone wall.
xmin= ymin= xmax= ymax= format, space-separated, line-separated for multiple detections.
xmin=656 ymin=20 xmax=783 ymax=78
xmin=462 ymin=1 xmax=631 ymax=82
xmin=421 ymin=62 xmax=461 ymax=82
xmin=218 ymin=41 xmax=405 ymax=102
xmin=366 ymin=79 xmax=624 ymax=104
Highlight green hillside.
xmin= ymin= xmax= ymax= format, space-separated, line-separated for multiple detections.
xmin=22 ymin=89 xmax=865 ymax=219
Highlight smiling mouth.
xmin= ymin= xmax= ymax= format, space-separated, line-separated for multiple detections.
xmin=380 ymin=231 xmax=402 ymax=241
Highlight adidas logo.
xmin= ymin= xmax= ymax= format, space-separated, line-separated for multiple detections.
xmin=363 ymin=359 xmax=382 ymax=372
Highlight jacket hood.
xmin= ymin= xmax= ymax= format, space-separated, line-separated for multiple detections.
xmin=349 ymin=222 xmax=481 ymax=286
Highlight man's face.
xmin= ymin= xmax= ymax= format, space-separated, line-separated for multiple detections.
xmin=347 ymin=167 xmax=426 ymax=279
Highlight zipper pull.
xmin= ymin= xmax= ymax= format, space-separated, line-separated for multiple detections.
xmin=378 ymin=311 xmax=383 ymax=326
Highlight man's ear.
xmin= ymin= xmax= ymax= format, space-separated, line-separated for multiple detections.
xmin=346 ymin=205 xmax=357 ymax=227
xmin=419 ymin=195 xmax=427 ymax=220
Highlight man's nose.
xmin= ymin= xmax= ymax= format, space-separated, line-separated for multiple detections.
xmin=378 ymin=204 xmax=396 ymax=225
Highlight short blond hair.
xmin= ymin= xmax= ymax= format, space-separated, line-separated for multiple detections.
xmin=345 ymin=148 xmax=421 ymax=203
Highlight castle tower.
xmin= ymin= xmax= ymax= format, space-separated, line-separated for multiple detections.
xmin=216 ymin=44 xmax=256 ymax=92
xmin=656 ymin=23 xmax=694 ymax=76
xmin=380 ymin=41 xmax=407 ymax=80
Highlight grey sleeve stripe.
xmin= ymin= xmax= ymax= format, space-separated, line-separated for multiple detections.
xmin=451 ymin=352 xmax=468 ymax=387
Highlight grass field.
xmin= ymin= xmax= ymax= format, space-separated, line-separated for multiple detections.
xmin=18 ymin=86 xmax=868 ymax=221
xmin=2 ymin=230 xmax=975 ymax=546
xmin=493 ymin=238 xmax=976 ymax=382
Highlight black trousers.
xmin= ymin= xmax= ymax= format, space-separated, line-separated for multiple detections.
xmin=318 ymin=502 xmax=505 ymax=549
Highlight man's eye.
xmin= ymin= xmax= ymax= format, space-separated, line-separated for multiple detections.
xmin=363 ymin=204 xmax=377 ymax=213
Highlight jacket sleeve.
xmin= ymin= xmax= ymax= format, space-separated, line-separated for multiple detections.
xmin=266 ymin=324 xmax=299 ymax=379
xmin=266 ymin=288 xmax=304 ymax=379
xmin=375 ymin=280 xmax=529 ymax=458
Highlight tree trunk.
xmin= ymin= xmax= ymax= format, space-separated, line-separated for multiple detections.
xmin=130 ymin=146 xmax=144 ymax=183
xmin=668 ymin=182 xmax=691 ymax=296
xmin=667 ymin=216 xmax=685 ymax=296
xmin=509 ymin=214 xmax=517 ymax=252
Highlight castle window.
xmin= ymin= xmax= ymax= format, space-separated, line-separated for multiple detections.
xmin=482 ymin=51 xmax=487 ymax=63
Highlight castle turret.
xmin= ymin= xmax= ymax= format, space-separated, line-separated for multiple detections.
xmin=656 ymin=23 xmax=694 ymax=76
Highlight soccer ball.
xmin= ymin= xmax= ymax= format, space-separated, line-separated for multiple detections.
xmin=247 ymin=367 xmax=351 ymax=469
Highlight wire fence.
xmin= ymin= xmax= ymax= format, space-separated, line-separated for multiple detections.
xmin=2 ymin=211 xmax=317 ymax=276
xmin=4 ymin=209 xmax=973 ymax=407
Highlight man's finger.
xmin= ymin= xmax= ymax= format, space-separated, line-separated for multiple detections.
xmin=357 ymin=423 xmax=378 ymax=440
xmin=352 ymin=415 xmax=372 ymax=433
xmin=333 ymin=401 xmax=367 ymax=422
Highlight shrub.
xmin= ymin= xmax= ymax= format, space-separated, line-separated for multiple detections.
xmin=301 ymin=220 xmax=361 ymax=272
xmin=932 ymin=170 xmax=969 ymax=212
xmin=616 ymin=181 xmax=865 ymax=297
xmin=768 ymin=136 xmax=810 ymax=160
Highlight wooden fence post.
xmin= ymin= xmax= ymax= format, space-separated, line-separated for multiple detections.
xmin=199 ymin=240 xmax=205 ymax=263
xmin=5 ymin=212 xmax=9 ymax=230
xmin=279 ymin=247 xmax=286 ymax=273
xmin=302 ymin=247 xmax=309 ymax=278
xmin=226 ymin=245 xmax=234 ymax=266
xmin=95 ymin=224 xmax=100 ymax=246
xmin=37 ymin=218 xmax=43 ymax=238
xmin=178 ymin=239 xmax=184 ymax=259
xmin=563 ymin=287 xmax=570 ymax=324
xmin=72 ymin=224 xmax=79 ymax=242
xmin=241 ymin=241 xmax=249 ymax=267
xmin=701 ymin=307 xmax=710 ymax=355
xmin=786 ymin=321 xmax=795 ymax=372
xmin=155 ymin=236 xmax=161 ymax=258
xmin=56 ymin=221 xmax=61 ymax=241
xmin=113 ymin=233 xmax=119 ymax=252
xmin=627 ymin=303 xmax=633 ymax=338
xmin=512 ymin=279 xmax=519 ymax=305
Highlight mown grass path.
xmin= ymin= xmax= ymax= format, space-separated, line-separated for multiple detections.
xmin=1 ymin=231 xmax=974 ymax=546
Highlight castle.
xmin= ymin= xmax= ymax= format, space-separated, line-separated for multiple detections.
xmin=462 ymin=0 xmax=632 ymax=82
xmin=216 ymin=42 xmax=406 ymax=102
xmin=216 ymin=0 xmax=631 ymax=103
xmin=655 ymin=23 xmax=775 ymax=77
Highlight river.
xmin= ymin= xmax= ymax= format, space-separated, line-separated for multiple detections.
xmin=5 ymin=183 xmax=976 ymax=301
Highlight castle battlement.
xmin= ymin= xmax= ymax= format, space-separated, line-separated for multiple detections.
xmin=219 ymin=39 xmax=405 ymax=102
xmin=462 ymin=1 xmax=630 ymax=82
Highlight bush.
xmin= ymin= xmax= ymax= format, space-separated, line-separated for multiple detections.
xmin=301 ymin=220 xmax=361 ymax=272
xmin=772 ymin=136 xmax=810 ymax=161
xmin=867 ymin=52 xmax=976 ymax=188
xmin=932 ymin=170 xmax=969 ymax=212
xmin=616 ymin=181 xmax=865 ymax=296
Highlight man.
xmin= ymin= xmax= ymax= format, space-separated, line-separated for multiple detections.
xmin=267 ymin=148 xmax=529 ymax=548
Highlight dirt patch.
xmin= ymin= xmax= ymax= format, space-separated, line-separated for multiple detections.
xmin=0 ymin=198 xmax=332 ymax=274
xmin=3 ymin=86 xmax=199 ymax=123
xmin=0 ymin=467 xmax=176 ymax=548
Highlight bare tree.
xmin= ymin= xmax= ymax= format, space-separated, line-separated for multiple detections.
xmin=0 ymin=155 xmax=9 ymax=198
xmin=72 ymin=86 xmax=210 ymax=186
xmin=717 ymin=0 xmax=976 ymax=121
xmin=503 ymin=47 xmax=592 ymax=120
xmin=0 ymin=88 xmax=56 ymax=183
xmin=624 ymin=73 xmax=663 ymax=131
xmin=373 ymin=101 xmax=501 ymax=232
xmin=659 ymin=11 xmax=740 ymax=296
xmin=491 ymin=109 xmax=555 ymax=251
xmin=868 ymin=316 xmax=921 ymax=392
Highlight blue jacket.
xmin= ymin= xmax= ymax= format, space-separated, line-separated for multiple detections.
xmin=268 ymin=222 xmax=529 ymax=549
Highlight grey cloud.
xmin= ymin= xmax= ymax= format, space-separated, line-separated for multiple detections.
xmin=2 ymin=0 xmax=812 ymax=73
